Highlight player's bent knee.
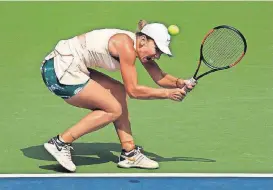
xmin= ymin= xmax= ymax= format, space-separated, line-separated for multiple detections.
xmin=108 ymin=103 xmax=122 ymax=121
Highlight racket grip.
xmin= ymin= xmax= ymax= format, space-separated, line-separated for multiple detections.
xmin=183 ymin=77 xmax=197 ymax=93
xmin=187 ymin=77 xmax=197 ymax=85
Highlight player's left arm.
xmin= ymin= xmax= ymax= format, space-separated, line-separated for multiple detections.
xmin=142 ymin=60 xmax=189 ymax=89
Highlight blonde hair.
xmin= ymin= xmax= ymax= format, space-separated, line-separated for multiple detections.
xmin=136 ymin=20 xmax=153 ymax=40
xmin=137 ymin=20 xmax=148 ymax=31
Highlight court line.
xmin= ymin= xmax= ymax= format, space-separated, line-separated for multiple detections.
xmin=2 ymin=0 xmax=273 ymax=1
xmin=0 ymin=173 xmax=273 ymax=178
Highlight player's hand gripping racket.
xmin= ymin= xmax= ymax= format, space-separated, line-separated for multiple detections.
xmin=183 ymin=25 xmax=247 ymax=93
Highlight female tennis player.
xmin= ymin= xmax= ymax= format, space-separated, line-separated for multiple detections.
xmin=41 ymin=20 xmax=196 ymax=172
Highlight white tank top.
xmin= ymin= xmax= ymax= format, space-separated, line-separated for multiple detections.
xmin=44 ymin=29 xmax=136 ymax=85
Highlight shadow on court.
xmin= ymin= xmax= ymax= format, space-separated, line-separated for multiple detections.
xmin=21 ymin=142 xmax=216 ymax=172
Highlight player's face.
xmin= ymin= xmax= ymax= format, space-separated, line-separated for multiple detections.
xmin=138 ymin=37 xmax=162 ymax=63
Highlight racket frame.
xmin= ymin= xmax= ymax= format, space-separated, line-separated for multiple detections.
xmin=193 ymin=25 xmax=247 ymax=80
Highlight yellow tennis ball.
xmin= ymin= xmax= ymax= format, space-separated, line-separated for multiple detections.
xmin=168 ymin=25 xmax=179 ymax=36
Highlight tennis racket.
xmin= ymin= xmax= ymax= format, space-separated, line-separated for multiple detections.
xmin=183 ymin=25 xmax=247 ymax=92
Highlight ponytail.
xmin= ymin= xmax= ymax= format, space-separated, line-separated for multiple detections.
xmin=137 ymin=20 xmax=148 ymax=31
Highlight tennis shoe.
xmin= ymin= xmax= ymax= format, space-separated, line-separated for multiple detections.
xmin=44 ymin=136 xmax=76 ymax=172
xmin=118 ymin=146 xmax=159 ymax=169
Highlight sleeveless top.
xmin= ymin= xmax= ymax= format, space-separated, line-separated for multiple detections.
xmin=44 ymin=29 xmax=136 ymax=85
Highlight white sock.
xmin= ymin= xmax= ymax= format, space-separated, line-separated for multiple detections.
xmin=58 ymin=135 xmax=66 ymax=143
xmin=124 ymin=149 xmax=136 ymax=156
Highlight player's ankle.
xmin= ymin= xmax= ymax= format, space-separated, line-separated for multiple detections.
xmin=121 ymin=141 xmax=135 ymax=152
xmin=55 ymin=135 xmax=67 ymax=144
xmin=59 ymin=132 xmax=76 ymax=143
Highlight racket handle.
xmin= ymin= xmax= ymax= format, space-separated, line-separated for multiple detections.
xmin=188 ymin=77 xmax=197 ymax=85
xmin=183 ymin=77 xmax=197 ymax=93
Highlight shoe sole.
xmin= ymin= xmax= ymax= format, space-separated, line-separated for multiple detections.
xmin=117 ymin=163 xmax=159 ymax=169
xmin=44 ymin=143 xmax=76 ymax=172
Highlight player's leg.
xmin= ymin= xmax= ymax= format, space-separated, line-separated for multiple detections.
xmin=44 ymin=79 xmax=123 ymax=172
xmin=88 ymin=69 xmax=159 ymax=169
xmin=61 ymin=79 xmax=123 ymax=142
xmin=42 ymin=60 xmax=123 ymax=172
xmin=88 ymin=69 xmax=133 ymax=151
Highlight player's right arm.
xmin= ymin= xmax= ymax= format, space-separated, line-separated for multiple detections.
xmin=110 ymin=34 xmax=186 ymax=101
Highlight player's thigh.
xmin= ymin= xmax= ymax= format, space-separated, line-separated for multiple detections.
xmin=88 ymin=69 xmax=127 ymax=101
xmin=65 ymin=79 xmax=122 ymax=114
xmin=88 ymin=70 xmax=130 ymax=123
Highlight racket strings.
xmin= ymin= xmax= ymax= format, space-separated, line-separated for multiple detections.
xmin=202 ymin=28 xmax=245 ymax=68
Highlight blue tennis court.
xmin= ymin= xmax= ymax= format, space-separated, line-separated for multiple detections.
xmin=1 ymin=175 xmax=273 ymax=190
